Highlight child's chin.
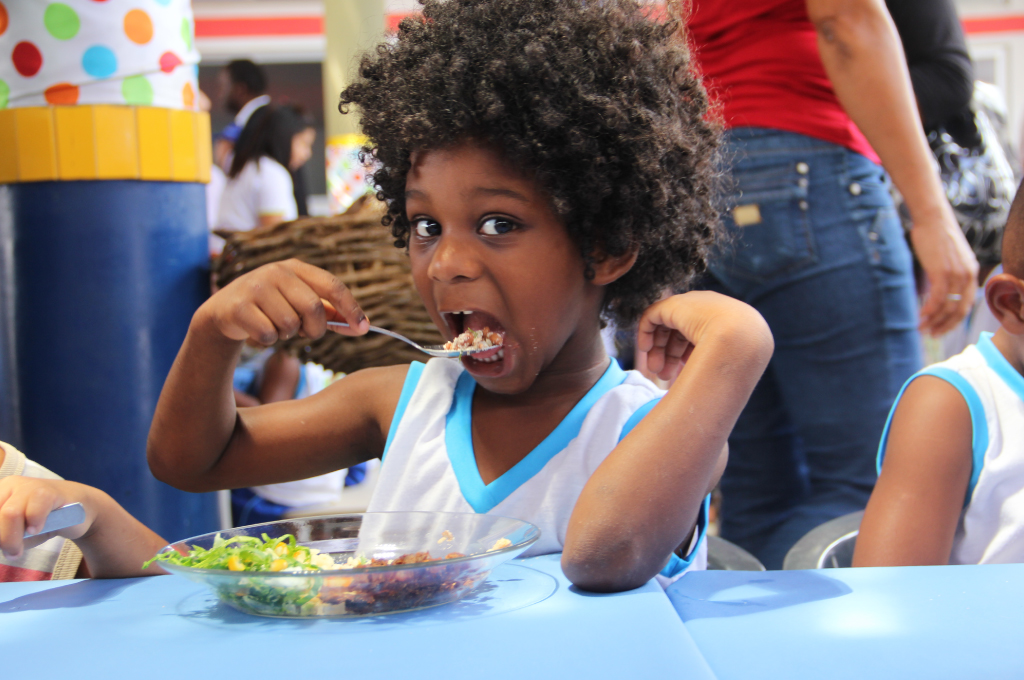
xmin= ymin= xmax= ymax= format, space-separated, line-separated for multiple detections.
xmin=460 ymin=350 xmax=511 ymax=379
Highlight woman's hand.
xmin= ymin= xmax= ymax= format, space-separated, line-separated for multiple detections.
xmin=196 ymin=259 xmax=370 ymax=347
xmin=909 ymin=210 xmax=979 ymax=336
xmin=637 ymin=291 xmax=773 ymax=384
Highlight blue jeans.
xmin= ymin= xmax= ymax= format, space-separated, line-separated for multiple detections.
xmin=705 ymin=128 xmax=922 ymax=569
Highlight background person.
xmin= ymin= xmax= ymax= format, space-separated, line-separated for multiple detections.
xmin=213 ymin=105 xmax=317 ymax=252
xmin=219 ymin=59 xmax=271 ymax=161
xmin=685 ymin=0 xmax=978 ymax=568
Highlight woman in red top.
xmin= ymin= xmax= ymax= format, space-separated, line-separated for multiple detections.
xmin=686 ymin=0 xmax=977 ymax=568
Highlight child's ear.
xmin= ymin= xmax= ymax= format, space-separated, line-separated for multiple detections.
xmin=589 ymin=247 xmax=639 ymax=286
xmin=986 ymin=273 xmax=1024 ymax=334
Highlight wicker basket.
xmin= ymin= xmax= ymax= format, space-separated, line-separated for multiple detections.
xmin=213 ymin=196 xmax=442 ymax=374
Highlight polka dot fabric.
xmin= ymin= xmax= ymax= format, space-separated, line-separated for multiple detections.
xmin=0 ymin=0 xmax=199 ymax=110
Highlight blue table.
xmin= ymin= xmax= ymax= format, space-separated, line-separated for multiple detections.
xmin=668 ymin=564 xmax=1024 ymax=679
xmin=0 ymin=554 xmax=714 ymax=678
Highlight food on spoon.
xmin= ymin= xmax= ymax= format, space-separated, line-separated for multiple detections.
xmin=444 ymin=327 xmax=503 ymax=352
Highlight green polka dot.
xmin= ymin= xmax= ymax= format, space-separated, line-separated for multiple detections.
xmin=0 ymin=80 xmax=8 ymax=109
xmin=122 ymin=75 xmax=153 ymax=105
xmin=44 ymin=3 xmax=79 ymax=40
xmin=181 ymin=18 xmax=193 ymax=50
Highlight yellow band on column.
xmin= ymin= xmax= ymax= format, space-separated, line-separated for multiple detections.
xmin=0 ymin=106 xmax=211 ymax=184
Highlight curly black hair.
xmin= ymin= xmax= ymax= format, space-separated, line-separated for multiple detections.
xmin=340 ymin=0 xmax=721 ymax=326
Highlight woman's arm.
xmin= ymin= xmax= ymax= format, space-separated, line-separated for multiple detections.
xmin=562 ymin=292 xmax=773 ymax=591
xmin=147 ymin=259 xmax=401 ymax=493
xmin=806 ymin=0 xmax=978 ymax=336
xmin=853 ymin=375 xmax=972 ymax=566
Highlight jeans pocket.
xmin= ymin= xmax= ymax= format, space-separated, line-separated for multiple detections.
xmin=710 ymin=161 xmax=817 ymax=285
xmin=861 ymin=206 xmax=911 ymax=276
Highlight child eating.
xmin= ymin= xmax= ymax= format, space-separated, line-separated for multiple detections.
xmin=148 ymin=0 xmax=773 ymax=590
xmin=855 ymin=180 xmax=1024 ymax=566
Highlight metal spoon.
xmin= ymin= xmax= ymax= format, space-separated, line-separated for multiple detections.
xmin=326 ymin=321 xmax=500 ymax=358
xmin=24 ymin=503 xmax=86 ymax=539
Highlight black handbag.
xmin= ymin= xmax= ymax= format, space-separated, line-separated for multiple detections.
xmin=927 ymin=82 xmax=1017 ymax=267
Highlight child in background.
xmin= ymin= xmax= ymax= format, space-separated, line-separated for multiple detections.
xmin=230 ymin=347 xmax=354 ymax=526
xmin=148 ymin=0 xmax=773 ymax=591
xmin=0 ymin=442 xmax=167 ymax=580
xmin=856 ymin=180 xmax=1024 ymax=566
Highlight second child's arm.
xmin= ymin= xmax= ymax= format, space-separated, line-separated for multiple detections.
xmin=148 ymin=260 xmax=404 ymax=492
xmin=852 ymin=376 xmax=972 ymax=566
xmin=0 ymin=477 xmax=168 ymax=579
xmin=562 ymin=292 xmax=773 ymax=591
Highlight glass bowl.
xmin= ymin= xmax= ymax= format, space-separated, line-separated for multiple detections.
xmin=156 ymin=511 xmax=540 ymax=618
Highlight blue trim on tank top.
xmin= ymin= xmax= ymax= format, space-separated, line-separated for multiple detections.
xmin=446 ymin=359 xmax=628 ymax=514
xmin=382 ymin=362 xmax=425 ymax=461
xmin=976 ymin=332 xmax=1024 ymax=403
xmin=660 ymin=494 xmax=711 ymax=577
xmin=877 ymin=364 xmax=989 ymax=505
xmin=618 ymin=396 xmax=662 ymax=442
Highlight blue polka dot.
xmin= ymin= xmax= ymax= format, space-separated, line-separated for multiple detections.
xmin=153 ymin=0 xmax=171 ymax=5
xmin=82 ymin=45 xmax=117 ymax=79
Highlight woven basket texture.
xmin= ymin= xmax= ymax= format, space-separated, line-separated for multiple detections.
xmin=213 ymin=196 xmax=441 ymax=373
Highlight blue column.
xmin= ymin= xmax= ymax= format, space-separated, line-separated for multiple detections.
xmin=4 ymin=179 xmax=218 ymax=541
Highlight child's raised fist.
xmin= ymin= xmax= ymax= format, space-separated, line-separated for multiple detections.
xmin=637 ymin=291 xmax=773 ymax=383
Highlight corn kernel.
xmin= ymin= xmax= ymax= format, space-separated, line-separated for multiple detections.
xmin=270 ymin=559 xmax=288 ymax=571
xmin=227 ymin=555 xmax=245 ymax=571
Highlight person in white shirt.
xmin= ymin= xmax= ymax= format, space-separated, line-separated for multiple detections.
xmin=212 ymin=106 xmax=317 ymax=252
xmin=218 ymin=60 xmax=270 ymax=133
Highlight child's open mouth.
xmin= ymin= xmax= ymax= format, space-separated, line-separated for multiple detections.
xmin=442 ymin=310 xmax=510 ymax=373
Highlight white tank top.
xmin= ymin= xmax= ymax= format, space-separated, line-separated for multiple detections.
xmin=879 ymin=332 xmax=1024 ymax=564
xmin=367 ymin=358 xmax=708 ymax=580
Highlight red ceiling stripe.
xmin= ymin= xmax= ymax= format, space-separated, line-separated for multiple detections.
xmin=194 ymin=12 xmax=1024 ymax=40
xmin=194 ymin=17 xmax=324 ymax=38
xmin=962 ymin=16 xmax=1024 ymax=34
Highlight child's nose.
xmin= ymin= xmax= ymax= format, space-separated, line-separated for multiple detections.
xmin=428 ymin=234 xmax=483 ymax=283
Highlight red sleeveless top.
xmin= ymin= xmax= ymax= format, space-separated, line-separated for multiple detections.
xmin=687 ymin=0 xmax=879 ymax=163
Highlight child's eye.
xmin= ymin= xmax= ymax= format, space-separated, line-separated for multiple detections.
xmin=413 ymin=218 xmax=441 ymax=238
xmin=479 ymin=217 xmax=517 ymax=235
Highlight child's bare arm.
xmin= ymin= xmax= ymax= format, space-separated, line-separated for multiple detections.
xmin=563 ymin=291 xmax=773 ymax=591
xmin=0 ymin=477 xmax=167 ymax=579
xmin=853 ymin=376 xmax=972 ymax=566
xmin=148 ymin=259 xmax=402 ymax=492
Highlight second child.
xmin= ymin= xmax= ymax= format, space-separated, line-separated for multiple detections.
xmin=856 ymin=180 xmax=1024 ymax=566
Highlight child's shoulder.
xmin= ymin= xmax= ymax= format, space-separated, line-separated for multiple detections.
xmin=580 ymin=364 xmax=666 ymax=437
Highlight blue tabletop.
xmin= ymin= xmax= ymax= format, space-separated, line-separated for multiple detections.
xmin=1 ymin=554 xmax=714 ymax=679
xmin=668 ymin=564 xmax=1024 ymax=680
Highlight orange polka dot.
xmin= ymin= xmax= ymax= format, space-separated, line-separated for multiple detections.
xmin=0 ymin=3 xmax=8 ymax=37
xmin=123 ymin=9 xmax=153 ymax=45
xmin=182 ymin=82 xmax=195 ymax=109
xmin=44 ymin=83 xmax=79 ymax=105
